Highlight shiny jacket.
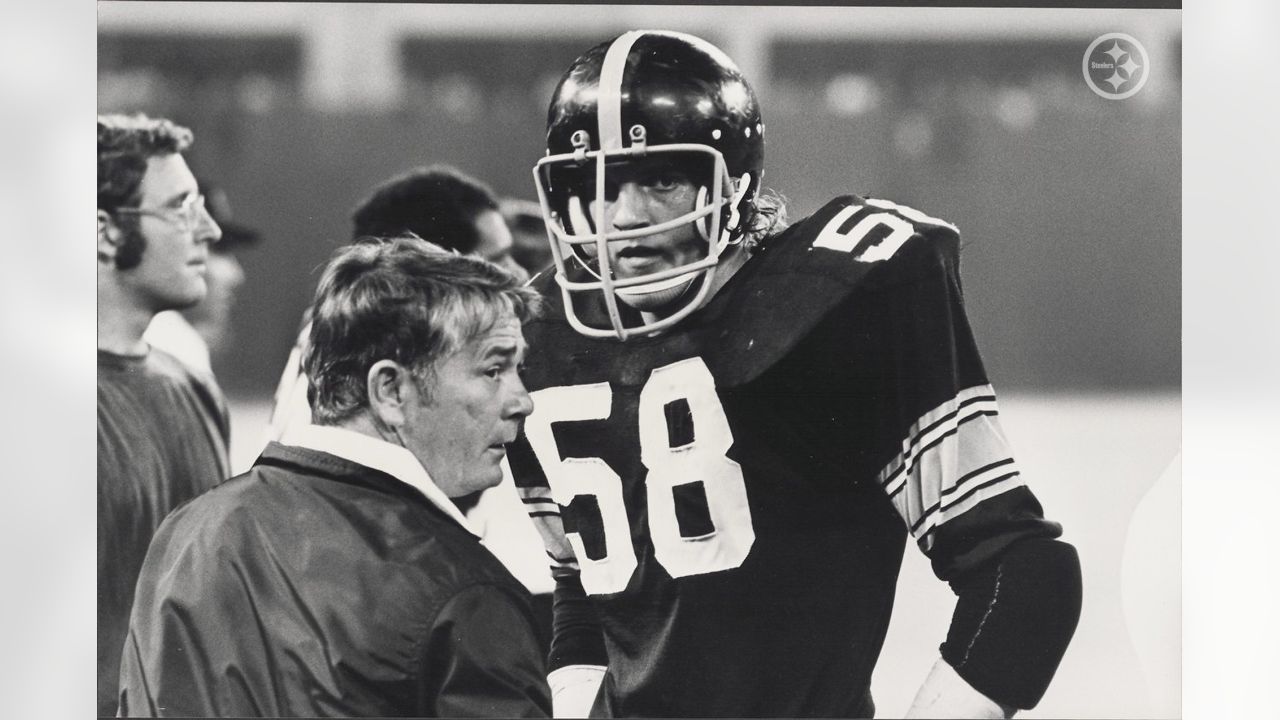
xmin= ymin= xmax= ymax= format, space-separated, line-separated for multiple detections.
xmin=118 ymin=441 xmax=551 ymax=717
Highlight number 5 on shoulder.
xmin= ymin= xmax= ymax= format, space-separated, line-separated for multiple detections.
xmin=812 ymin=198 xmax=955 ymax=262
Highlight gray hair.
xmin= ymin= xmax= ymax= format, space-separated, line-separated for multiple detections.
xmin=303 ymin=236 xmax=540 ymax=425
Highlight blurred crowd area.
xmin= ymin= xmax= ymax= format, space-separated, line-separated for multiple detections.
xmin=98 ymin=4 xmax=1181 ymax=400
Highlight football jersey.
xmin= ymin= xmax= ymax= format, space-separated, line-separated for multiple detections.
xmin=507 ymin=195 xmax=1062 ymax=717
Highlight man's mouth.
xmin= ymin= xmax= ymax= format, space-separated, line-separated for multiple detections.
xmin=615 ymin=245 xmax=665 ymax=272
xmin=617 ymin=244 xmax=662 ymax=258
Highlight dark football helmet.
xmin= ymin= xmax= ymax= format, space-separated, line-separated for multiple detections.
xmin=533 ymin=30 xmax=765 ymax=340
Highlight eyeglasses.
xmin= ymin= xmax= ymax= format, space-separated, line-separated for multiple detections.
xmin=114 ymin=193 xmax=208 ymax=233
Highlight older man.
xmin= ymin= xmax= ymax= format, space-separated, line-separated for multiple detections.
xmin=118 ymin=238 xmax=551 ymax=718
xmin=266 ymin=164 xmax=525 ymax=442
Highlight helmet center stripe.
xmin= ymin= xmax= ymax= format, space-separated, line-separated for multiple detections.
xmin=598 ymin=30 xmax=645 ymax=151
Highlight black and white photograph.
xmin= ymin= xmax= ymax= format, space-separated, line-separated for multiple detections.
xmin=90 ymin=3 xmax=1183 ymax=718
xmin=12 ymin=0 xmax=1268 ymax=717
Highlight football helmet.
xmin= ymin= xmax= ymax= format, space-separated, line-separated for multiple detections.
xmin=533 ymin=30 xmax=765 ymax=340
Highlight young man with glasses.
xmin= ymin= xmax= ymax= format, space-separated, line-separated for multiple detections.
xmin=144 ymin=179 xmax=261 ymax=375
xmin=96 ymin=113 xmax=229 ymax=717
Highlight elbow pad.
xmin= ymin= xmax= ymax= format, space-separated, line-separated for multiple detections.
xmin=940 ymin=537 xmax=1083 ymax=709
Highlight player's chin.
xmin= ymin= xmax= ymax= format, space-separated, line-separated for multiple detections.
xmin=616 ymin=276 xmax=699 ymax=311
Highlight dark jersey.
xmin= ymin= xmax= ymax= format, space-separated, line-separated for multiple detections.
xmin=507 ymin=195 xmax=1063 ymax=717
xmin=97 ymin=348 xmax=230 ymax=717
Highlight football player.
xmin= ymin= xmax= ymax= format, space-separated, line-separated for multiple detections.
xmin=506 ymin=30 xmax=1083 ymax=718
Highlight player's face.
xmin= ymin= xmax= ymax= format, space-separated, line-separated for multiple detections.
xmin=122 ymin=154 xmax=223 ymax=312
xmin=472 ymin=209 xmax=529 ymax=284
xmin=400 ymin=313 xmax=533 ymax=497
xmin=585 ymin=157 xmax=703 ymax=281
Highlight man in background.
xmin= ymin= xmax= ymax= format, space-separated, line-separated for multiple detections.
xmin=97 ymin=113 xmax=228 ymax=717
xmin=353 ymin=164 xmax=527 ymax=280
xmin=118 ymin=238 xmax=551 ymax=718
xmin=266 ymin=164 xmax=525 ymax=441
xmin=145 ymin=180 xmax=259 ymax=374
xmin=501 ymin=197 xmax=554 ymax=279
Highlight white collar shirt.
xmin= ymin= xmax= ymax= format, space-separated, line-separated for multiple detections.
xmin=282 ymin=423 xmax=479 ymax=538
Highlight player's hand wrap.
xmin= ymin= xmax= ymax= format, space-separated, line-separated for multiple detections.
xmin=548 ymin=664 xmax=606 ymax=718
xmin=940 ymin=537 xmax=1082 ymax=709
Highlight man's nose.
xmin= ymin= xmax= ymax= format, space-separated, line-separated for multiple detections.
xmin=196 ymin=206 xmax=223 ymax=244
xmin=608 ymin=182 xmax=649 ymax=231
xmin=507 ymin=377 xmax=535 ymax=420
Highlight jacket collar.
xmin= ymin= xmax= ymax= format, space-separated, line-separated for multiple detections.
xmin=282 ymin=423 xmax=479 ymax=538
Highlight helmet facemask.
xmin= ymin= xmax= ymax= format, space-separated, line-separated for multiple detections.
xmin=534 ymin=134 xmax=753 ymax=340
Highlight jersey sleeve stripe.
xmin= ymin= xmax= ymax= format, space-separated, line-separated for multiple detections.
xmin=883 ymin=409 xmax=1001 ymax=500
xmin=516 ymin=483 xmax=582 ymax=571
xmin=938 ymin=458 xmax=1017 ymax=500
xmin=546 ymin=549 xmax=577 ymax=564
xmin=917 ymin=479 xmax=1025 ymax=554
xmin=879 ymin=389 xmax=999 ymax=491
xmin=518 ymin=487 xmax=555 ymax=501
xmin=876 ymin=384 xmax=1028 ymax=548
xmin=910 ymin=470 xmax=1022 ymax=534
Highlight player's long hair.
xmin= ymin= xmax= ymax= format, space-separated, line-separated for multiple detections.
xmin=739 ymin=186 xmax=790 ymax=254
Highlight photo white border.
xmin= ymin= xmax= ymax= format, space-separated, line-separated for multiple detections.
xmin=8 ymin=1 xmax=1276 ymax=717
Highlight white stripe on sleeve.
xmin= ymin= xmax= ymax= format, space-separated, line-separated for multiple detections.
xmin=876 ymin=384 xmax=1026 ymax=550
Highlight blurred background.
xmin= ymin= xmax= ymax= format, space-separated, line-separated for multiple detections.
xmin=98 ymin=4 xmax=1181 ymax=718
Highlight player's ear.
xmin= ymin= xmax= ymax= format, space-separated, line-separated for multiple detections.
xmin=366 ymin=359 xmax=410 ymax=428
xmin=97 ymin=209 xmax=120 ymax=263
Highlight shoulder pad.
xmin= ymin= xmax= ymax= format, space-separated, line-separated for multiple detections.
xmin=694 ymin=195 xmax=962 ymax=385
xmin=519 ymin=196 xmax=964 ymax=389
xmin=758 ymin=194 xmax=960 ymax=285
